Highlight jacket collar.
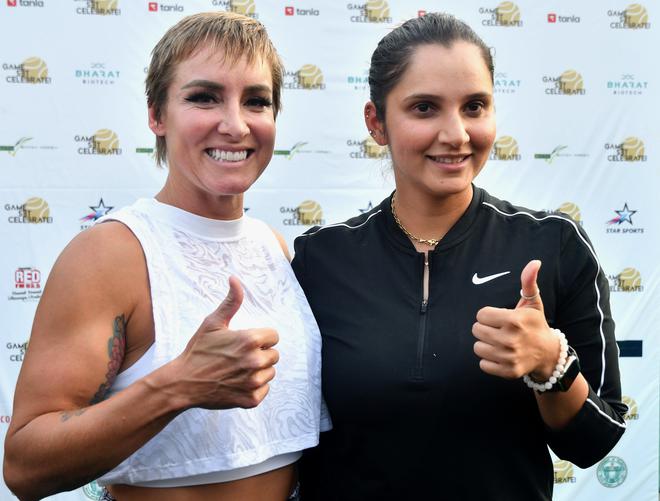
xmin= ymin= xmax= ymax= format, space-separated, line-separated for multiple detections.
xmin=380 ymin=185 xmax=484 ymax=255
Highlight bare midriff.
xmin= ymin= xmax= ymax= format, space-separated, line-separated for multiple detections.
xmin=107 ymin=463 xmax=297 ymax=501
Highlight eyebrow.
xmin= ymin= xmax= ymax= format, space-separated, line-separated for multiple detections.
xmin=406 ymin=91 xmax=492 ymax=101
xmin=181 ymin=80 xmax=272 ymax=94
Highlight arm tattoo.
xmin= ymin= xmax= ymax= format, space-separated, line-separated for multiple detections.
xmin=90 ymin=314 xmax=127 ymax=405
xmin=59 ymin=315 xmax=127 ymax=421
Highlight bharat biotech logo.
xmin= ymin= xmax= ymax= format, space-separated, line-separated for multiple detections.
xmin=605 ymin=137 xmax=646 ymax=162
xmin=5 ymin=197 xmax=53 ymax=224
xmin=597 ymin=456 xmax=628 ymax=488
xmin=608 ymin=4 xmax=650 ymax=29
xmin=606 ymin=203 xmax=643 ymax=234
xmin=609 ymin=267 xmax=643 ymax=292
xmin=6 ymin=340 xmax=29 ymax=362
xmin=607 ymin=74 xmax=649 ymax=96
xmin=347 ymin=0 xmax=392 ymax=23
xmin=75 ymin=0 xmax=121 ymax=16
xmin=490 ymin=135 xmax=520 ymax=161
xmin=283 ymin=65 xmax=325 ymax=90
xmin=75 ymin=62 xmax=120 ymax=86
xmin=622 ymin=396 xmax=639 ymax=420
xmin=494 ymin=72 xmax=521 ymax=94
xmin=9 ymin=267 xmax=42 ymax=302
xmin=75 ymin=129 xmax=122 ymax=155
xmin=80 ymin=198 xmax=114 ymax=231
xmin=553 ymin=460 xmax=576 ymax=484
xmin=479 ymin=2 xmax=523 ymax=27
xmin=281 ymin=200 xmax=325 ymax=226
xmin=543 ymin=70 xmax=585 ymax=95
xmin=347 ymin=136 xmax=390 ymax=159
xmin=3 ymin=57 xmax=51 ymax=84
xmin=347 ymin=67 xmax=369 ymax=91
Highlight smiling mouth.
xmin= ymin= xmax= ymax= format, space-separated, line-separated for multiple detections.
xmin=205 ymin=148 xmax=252 ymax=162
xmin=426 ymin=154 xmax=471 ymax=164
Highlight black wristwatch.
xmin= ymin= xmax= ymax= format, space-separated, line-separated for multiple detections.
xmin=546 ymin=346 xmax=581 ymax=392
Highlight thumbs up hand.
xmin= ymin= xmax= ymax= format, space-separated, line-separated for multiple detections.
xmin=472 ymin=260 xmax=560 ymax=380
xmin=168 ymin=276 xmax=280 ymax=410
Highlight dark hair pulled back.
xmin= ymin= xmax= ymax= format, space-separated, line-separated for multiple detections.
xmin=368 ymin=12 xmax=494 ymax=121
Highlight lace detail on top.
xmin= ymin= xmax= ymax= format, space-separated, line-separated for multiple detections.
xmin=95 ymin=199 xmax=328 ymax=486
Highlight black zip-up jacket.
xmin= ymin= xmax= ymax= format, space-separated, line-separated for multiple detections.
xmin=292 ymin=187 xmax=626 ymax=501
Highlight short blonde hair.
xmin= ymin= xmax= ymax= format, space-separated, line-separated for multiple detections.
xmin=146 ymin=11 xmax=283 ymax=167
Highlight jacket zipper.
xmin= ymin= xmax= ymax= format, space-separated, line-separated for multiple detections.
xmin=412 ymin=252 xmax=430 ymax=380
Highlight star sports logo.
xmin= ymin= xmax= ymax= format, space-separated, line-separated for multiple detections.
xmin=285 ymin=6 xmax=293 ymax=15
xmin=149 ymin=2 xmax=158 ymax=11
xmin=81 ymin=199 xmax=114 ymax=223
xmin=607 ymin=203 xmax=636 ymax=225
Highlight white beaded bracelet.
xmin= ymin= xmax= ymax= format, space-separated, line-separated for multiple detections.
xmin=523 ymin=328 xmax=569 ymax=392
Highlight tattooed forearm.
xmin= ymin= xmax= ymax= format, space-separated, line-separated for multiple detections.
xmin=61 ymin=408 xmax=86 ymax=422
xmin=90 ymin=314 xmax=127 ymax=405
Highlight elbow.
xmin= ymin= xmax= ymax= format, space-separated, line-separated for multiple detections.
xmin=4 ymin=448 xmax=56 ymax=501
xmin=4 ymin=460 xmax=38 ymax=501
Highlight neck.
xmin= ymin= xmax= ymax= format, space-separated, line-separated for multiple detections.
xmin=392 ymin=186 xmax=473 ymax=249
xmin=156 ymin=176 xmax=244 ymax=220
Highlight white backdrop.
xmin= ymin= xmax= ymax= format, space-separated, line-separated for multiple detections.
xmin=0 ymin=1 xmax=657 ymax=500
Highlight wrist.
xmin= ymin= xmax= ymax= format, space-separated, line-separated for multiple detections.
xmin=523 ymin=328 xmax=571 ymax=393
xmin=530 ymin=328 xmax=562 ymax=381
xmin=142 ymin=358 xmax=193 ymax=413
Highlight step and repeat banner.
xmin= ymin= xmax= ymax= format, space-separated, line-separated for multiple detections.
xmin=0 ymin=1 xmax=657 ymax=500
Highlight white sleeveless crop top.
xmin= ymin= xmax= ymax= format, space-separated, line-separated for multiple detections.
xmin=95 ymin=199 xmax=330 ymax=486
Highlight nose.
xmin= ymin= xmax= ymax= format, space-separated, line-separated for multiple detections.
xmin=437 ymin=111 xmax=470 ymax=148
xmin=217 ymin=104 xmax=249 ymax=139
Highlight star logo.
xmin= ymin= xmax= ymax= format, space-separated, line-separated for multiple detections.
xmin=359 ymin=201 xmax=374 ymax=214
xmin=80 ymin=198 xmax=114 ymax=222
xmin=607 ymin=203 xmax=637 ymax=225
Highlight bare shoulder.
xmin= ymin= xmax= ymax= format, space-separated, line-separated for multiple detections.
xmin=269 ymin=227 xmax=291 ymax=262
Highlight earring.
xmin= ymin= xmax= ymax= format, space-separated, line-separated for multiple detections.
xmin=369 ymin=130 xmax=375 ymax=136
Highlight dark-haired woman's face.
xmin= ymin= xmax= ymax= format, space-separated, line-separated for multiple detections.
xmin=380 ymin=42 xmax=496 ymax=202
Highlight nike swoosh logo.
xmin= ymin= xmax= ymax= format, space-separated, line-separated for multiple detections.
xmin=472 ymin=271 xmax=510 ymax=285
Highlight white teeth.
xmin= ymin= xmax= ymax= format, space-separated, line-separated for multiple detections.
xmin=431 ymin=155 xmax=467 ymax=164
xmin=207 ymin=149 xmax=248 ymax=162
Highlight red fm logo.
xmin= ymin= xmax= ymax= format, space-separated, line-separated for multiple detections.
xmin=15 ymin=267 xmax=41 ymax=289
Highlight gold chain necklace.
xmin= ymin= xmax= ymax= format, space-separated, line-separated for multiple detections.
xmin=391 ymin=193 xmax=441 ymax=247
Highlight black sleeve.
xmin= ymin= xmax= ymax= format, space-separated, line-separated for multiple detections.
xmin=545 ymin=222 xmax=627 ymax=468
xmin=291 ymin=233 xmax=308 ymax=292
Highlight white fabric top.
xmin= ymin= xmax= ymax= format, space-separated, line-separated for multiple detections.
xmin=96 ymin=198 xmax=330 ymax=486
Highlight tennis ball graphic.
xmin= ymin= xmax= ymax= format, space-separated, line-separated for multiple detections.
xmin=557 ymin=202 xmax=581 ymax=222
xmin=23 ymin=197 xmax=50 ymax=223
xmin=297 ymin=200 xmax=323 ymax=225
